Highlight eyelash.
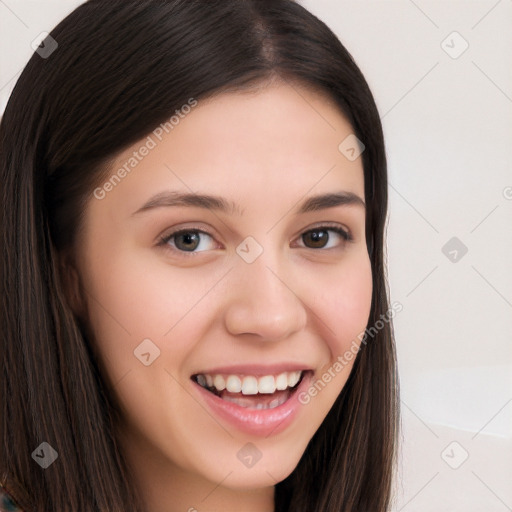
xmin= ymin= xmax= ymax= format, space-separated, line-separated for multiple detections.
xmin=157 ymin=223 xmax=353 ymax=256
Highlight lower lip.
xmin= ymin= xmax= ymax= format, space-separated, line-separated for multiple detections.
xmin=192 ymin=371 xmax=313 ymax=437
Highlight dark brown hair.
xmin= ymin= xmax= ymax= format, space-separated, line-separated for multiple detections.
xmin=0 ymin=1 xmax=400 ymax=510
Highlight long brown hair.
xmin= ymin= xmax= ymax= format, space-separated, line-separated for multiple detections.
xmin=0 ymin=1 xmax=400 ymax=510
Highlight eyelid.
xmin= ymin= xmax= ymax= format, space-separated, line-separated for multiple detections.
xmin=299 ymin=221 xmax=352 ymax=240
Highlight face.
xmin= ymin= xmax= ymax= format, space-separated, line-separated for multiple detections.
xmin=71 ymin=81 xmax=372 ymax=507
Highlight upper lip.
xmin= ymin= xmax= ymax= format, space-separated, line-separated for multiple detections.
xmin=191 ymin=363 xmax=314 ymax=377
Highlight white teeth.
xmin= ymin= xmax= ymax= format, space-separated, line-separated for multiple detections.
xmin=258 ymin=375 xmax=276 ymax=394
xmin=241 ymin=376 xmax=258 ymax=395
xmin=225 ymin=375 xmax=242 ymax=393
xmin=288 ymin=370 xmax=301 ymax=388
xmin=268 ymin=397 xmax=283 ymax=408
xmin=221 ymin=393 xmax=289 ymax=409
xmin=196 ymin=370 xmax=305 ymax=395
xmin=275 ymin=373 xmax=288 ymax=390
xmin=213 ymin=375 xmax=226 ymax=391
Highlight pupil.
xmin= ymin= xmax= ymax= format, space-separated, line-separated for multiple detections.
xmin=306 ymin=230 xmax=327 ymax=248
xmin=177 ymin=232 xmax=199 ymax=251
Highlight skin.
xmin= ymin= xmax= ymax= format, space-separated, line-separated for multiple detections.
xmin=68 ymin=80 xmax=373 ymax=512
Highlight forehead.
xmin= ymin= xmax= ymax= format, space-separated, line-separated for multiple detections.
xmin=179 ymin=81 xmax=355 ymax=158
xmin=89 ymin=82 xmax=365 ymax=222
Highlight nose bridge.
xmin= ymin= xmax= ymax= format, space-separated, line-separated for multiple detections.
xmin=223 ymin=245 xmax=307 ymax=340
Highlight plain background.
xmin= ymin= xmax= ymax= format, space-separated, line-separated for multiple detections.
xmin=1 ymin=1 xmax=511 ymax=510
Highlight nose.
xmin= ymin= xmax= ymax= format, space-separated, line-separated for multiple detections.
xmin=223 ymin=253 xmax=308 ymax=341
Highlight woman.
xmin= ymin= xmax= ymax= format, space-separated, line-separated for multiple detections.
xmin=0 ymin=1 xmax=400 ymax=510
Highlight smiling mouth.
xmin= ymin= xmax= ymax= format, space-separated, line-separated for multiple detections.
xmin=191 ymin=370 xmax=311 ymax=410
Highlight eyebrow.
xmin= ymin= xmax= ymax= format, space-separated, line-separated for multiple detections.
xmin=131 ymin=190 xmax=365 ymax=217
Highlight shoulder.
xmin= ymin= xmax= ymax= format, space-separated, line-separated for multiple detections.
xmin=0 ymin=483 xmax=25 ymax=512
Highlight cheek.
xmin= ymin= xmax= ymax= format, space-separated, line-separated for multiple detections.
xmin=294 ymin=252 xmax=372 ymax=426
xmin=339 ymin=257 xmax=373 ymax=334
xmin=83 ymin=247 xmax=225 ymax=333
xmin=77 ymin=248 xmax=222 ymax=387
xmin=314 ymin=252 xmax=373 ymax=357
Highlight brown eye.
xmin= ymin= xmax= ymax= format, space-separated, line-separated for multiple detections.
xmin=303 ymin=229 xmax=329 ymax=249
xmin=174 ymin=231 xmax=201 ymax=251
xmin=159 ymin=229 xmax=216 ymax=254
xmin=299 ymin=226 xmax=352 ymax=250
